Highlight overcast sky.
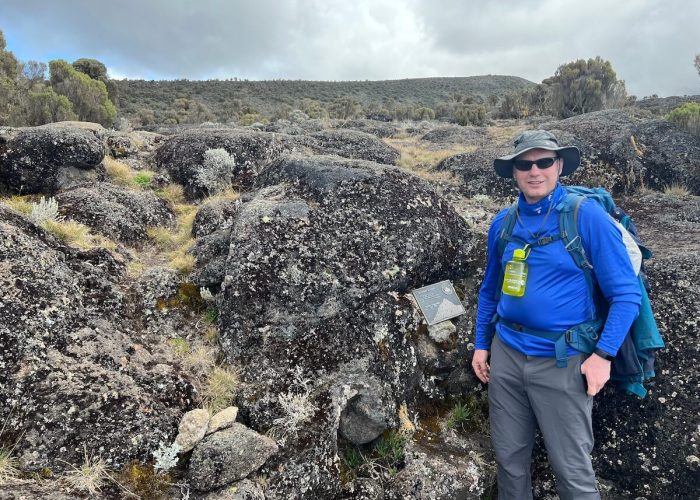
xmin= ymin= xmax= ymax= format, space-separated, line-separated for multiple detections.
xmin=1 ymin=0 xmax=698 ymax=97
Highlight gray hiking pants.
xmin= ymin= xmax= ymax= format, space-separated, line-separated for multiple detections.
xmin=489 ymin=335 xmax=600 ymax=500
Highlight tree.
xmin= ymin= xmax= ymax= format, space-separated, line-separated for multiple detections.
xmin=328 ymin=95 xmax=361 ymax=119
xmin=0 ymin=29 xmax=22 ymax=125
xmin=695 ymin=54 xmax=700 ymax=77
xmin=543 ymin=57 xmax=625 ymax=118
xmin=22 ymin=60 xmax=47 ymax=84
xmin=72 ymin=58 xmax=107 ymax=80
xmin=49 ymin=59 xmax=116 ymax=126
xmin=25 ymin=88 xmax=77 ymax=125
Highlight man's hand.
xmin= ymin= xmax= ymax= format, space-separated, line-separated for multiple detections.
xmin=580 ymin=353 xmax=611 ymax=396
xmin=472 ymin=349 xmax=490 ymax=384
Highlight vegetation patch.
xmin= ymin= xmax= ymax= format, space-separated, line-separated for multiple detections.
xmin=340 ymin=429 xmax=409 ymax=483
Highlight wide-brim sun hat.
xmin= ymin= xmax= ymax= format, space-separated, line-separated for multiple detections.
xmin=494 ymin=130 xmax=581 ymax=178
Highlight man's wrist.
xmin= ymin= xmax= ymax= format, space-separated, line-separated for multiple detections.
xmin=593 ymin=347 xmax=614 ymax=361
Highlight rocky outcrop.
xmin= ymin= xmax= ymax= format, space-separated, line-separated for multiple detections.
xmin=55 ymin=182 xmax=175 ymax=244
xmin=209 ymin=153 xmax=480 ymax=496
xmin=420 ymin=125 xmax=488 ymax=147
xmin=0 ymin=205 xmax=196 ymax=471
xmin=587 ymin=192 xmax=700 ymax=499
xmin=436 ymin=146 xmax=518 ymax=199
xmin=540 ymin=109 xmax=644 ymax=194
xmin=188 ymin=424 xmax=278 ymax=492
xmin=304 ymin=129 xmax=400 ymax=165
xmin=0 ymin=125 xmax=105 ymax=194
xmin=337 ymin=119 xmax=399 ymax=138
xmin=633 ymin=120 xmax=700 ymax=195
xmin=154 ymin=128 xmax=301 ymax=199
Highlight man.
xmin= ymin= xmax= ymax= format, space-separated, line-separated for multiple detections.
xmin=472 ymin=130 xmax=641 ymax=499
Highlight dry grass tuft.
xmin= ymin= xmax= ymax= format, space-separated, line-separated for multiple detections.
xmin=156 ymin=184 xmax=186 ymax=204
xmin=663 ymin=183 xmax=692 ymax=197
xmin=0 ymin=195 xmax=33 ymax=215
xmin=0 ymin=448 xmax=19 ymax=485
xmin=103 ymin=157 xmax=135 ymax=187
xmin=63 ymin=448 xmax=109 ymax=496
xmin=42 ymin=219 xmax=117 ymax=250
xmin=203 ymin=366 xmax=240 ymax=414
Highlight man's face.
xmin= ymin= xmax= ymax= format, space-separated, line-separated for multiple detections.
xmin=512 ymin=148 xmax=563 ymax=203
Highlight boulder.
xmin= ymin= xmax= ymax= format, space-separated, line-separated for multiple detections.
xmin=154 ymin=128 xmax=301 ymax=199
xmin=188 ymin=424 xmax=278 ymax=492
xmin=390 ymin=440 xmax=491 ymax=499
xmin=633 ymin=119 xmax=700 ymax=195
xmin=337 ymin=119 xmax=399 ymax=138
xmin=587 ymin=192 xmax=700 ymax=499
xmin=192 ymin=198 xmax=240 ymax=239
xmin=420 ymin=125 xmax=488 ymax=147
xmin=175 ymin=408 xmax=211 ymax=453
xmin=541 ymin=110 xmax=645 ymax=194
xmin=212 ymin=153 xmax=477 ymax=496
xmin=436 ymin=146 xmax=518 ymax=199
xmin=207 ymin=406 xmax=239 ymax=435
xmin=0 ymin=205 xmax=196 ymax=471
xmin=0 ymin=125 xmax=105 ymax=194
xmin=304 ymin=129 xmax=400 ymax=165
xmin=55 ymin=182 xmax=175 ymax=244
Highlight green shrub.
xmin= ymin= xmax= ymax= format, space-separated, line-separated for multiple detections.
xmin=133 ymin=171 xmax=154 ymax=189
xmin=667 ymin=102 xmax=700 ymax=136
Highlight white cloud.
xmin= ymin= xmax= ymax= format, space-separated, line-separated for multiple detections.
xmin=1 ymin=0 xmax=698 ymax=96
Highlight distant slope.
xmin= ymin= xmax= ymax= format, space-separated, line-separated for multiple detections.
xmin=115 ymin=75 xmax=535 ymax=118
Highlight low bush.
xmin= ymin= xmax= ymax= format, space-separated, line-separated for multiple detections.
xmin=667 ymin=102 xmax=700 ymax=136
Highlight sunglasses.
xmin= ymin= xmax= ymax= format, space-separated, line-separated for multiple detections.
xmin=513 ymin=157 xmax=559 ymax=171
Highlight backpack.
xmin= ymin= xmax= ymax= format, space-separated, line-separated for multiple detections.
xmin=495 ymin=186 xmax=664 ymax=398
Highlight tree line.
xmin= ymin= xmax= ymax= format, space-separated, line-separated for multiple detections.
xmin=2 ymin=28 xmax=697 ymax=130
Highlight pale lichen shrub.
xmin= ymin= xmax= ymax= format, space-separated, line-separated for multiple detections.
xmin=30 ymin=196 xmax=63 ymax=225
xmin=196 ymin=148 xmax=235 ymax=196
xmin=152 ymin=441 xmax=181 ymax=472
xmin=267 ymin=366 xmax=317 ymax=446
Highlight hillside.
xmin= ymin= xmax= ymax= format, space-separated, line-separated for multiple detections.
xmin=115 ymin=75 xmax=534 ymax=119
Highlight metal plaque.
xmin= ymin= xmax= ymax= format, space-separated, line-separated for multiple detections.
xmin=411 ymin=280 xmax=465 ymax=326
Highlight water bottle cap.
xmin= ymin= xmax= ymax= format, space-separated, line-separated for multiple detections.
xmin=513 ymin=248 xmax=526 ymax=259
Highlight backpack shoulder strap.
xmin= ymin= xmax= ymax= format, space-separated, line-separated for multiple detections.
xmin=494 ymin=203 xmax=520 ymax=300
xmin=557 ymin=193 xmax=596 ymax=318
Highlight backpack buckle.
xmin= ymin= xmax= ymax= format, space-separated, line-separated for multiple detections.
xmin=537 ymin=236 xmax=553 ymax=246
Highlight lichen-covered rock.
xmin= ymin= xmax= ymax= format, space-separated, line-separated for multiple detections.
xmin=339 ymin=375 xmax=393 ymax=445
xmin=211 ymin=153 xmax=477 ymax=496
xmin=304 ymin=129 xmax=400 ymax=165
xmin=436 ymin=146 xmax=518 ymax=199
xmin=633 ymin=119 xmax=700 ymax=195
xmin=188 ymin=424 xmax=278 ymax=492
xmin=337 ymin=119 xmax=399 ymax=138
xmin=0 ymin=125 xmax=105 ymax=194
xmin=201 ymin=479 xmax=266 ymax=499
xmin=192 ymin=198 xmax=240 ymax=239
xmin=55 ymin=182 xmax=175 ymax=244
xmin=0 ymin=205 xmax=196 ymax=471
xmin=154 ymin=128 xmax=300 ymax=199
xmin=541 ymin=110 xmax=645 ymax=194
xmin=420 ymin=125 xmax=488 ymax=147
xmin=175 ymin=408 xmax=211 ymax=453
xmin=207 ymin=406 xmax=239 ymax=435
xmin=587 ymin=192 xmax=700 ymax=499
xmin=191 ymin=228 xmax=232 ymax=290
xmin=389 ymin=440 xmax=489 ymax=499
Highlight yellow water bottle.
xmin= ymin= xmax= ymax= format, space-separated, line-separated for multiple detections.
xmin=502 ymin=248 xmax=528 ymax=297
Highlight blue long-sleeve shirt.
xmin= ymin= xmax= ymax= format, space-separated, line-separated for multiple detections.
xmin=475 ymin=184 xmax=641 ymax=357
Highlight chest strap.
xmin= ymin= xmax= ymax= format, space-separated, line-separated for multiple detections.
xmin=498 ymin=318 xmax=604 ymax=368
